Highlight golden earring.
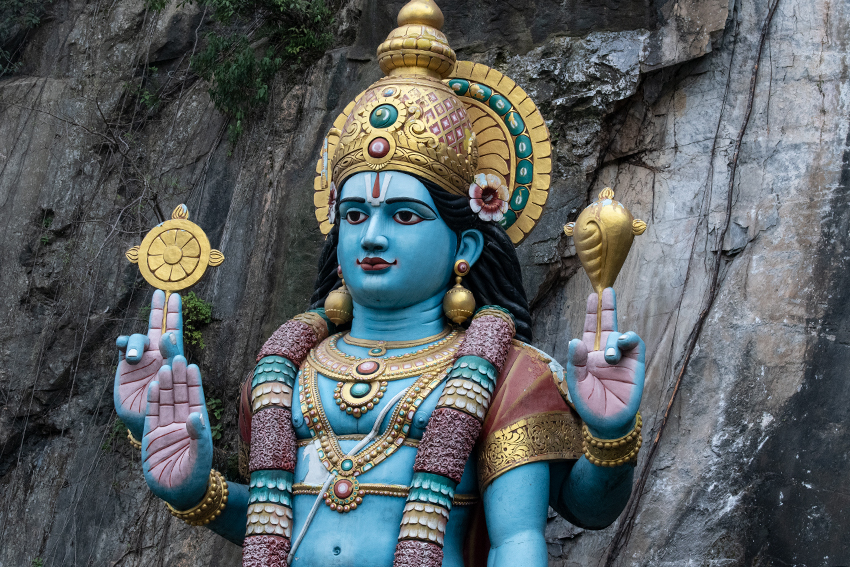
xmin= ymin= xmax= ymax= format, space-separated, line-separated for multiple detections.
xmin=324 ymin=266 xmax=353 ymax=325
xmin=443 ymin=260 xmax=476 ymax=324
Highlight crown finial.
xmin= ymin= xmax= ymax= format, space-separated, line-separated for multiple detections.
xmin=397 ymin=0 xmax=444 ymax=30
xmin=376 ymin=0 xmax=456 ymax=79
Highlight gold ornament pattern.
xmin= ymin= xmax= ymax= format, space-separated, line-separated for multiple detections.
xmin=477 ymin=411 xmax=583 ymax=489
xmin=125 ymin=204 xmax=224 ymax=331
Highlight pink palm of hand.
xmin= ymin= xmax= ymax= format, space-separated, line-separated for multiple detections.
xmin=564 ymin=288 xmax=645 ymax=438
xmin=114 ymin=291 xmax=181 ymax=440
xmin=142 ymin=356 xmax=213 ymax=509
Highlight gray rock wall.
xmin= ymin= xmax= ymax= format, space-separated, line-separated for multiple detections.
xmin=1 ymin=0 xmax=848 ymax=565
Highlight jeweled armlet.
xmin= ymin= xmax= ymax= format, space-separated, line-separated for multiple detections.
xmin=243 ymin=310 xmax=331 ymax=567
xmin=393 ymin=307 xmax=515 ymax=567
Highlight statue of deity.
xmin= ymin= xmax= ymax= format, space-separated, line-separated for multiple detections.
xmin=113 ymin=1 xmax=646 ymax=565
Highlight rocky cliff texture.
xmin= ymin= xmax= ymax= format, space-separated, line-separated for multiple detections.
xmin=1 ymin=0 xmax=848 ymax=565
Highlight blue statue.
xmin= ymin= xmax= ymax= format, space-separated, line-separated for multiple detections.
xmin=113 ymin=1 xmax=647 ymax=565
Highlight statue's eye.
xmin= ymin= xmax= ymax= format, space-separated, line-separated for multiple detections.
xmin=345 ymin=210 xmax=368 ymax=225
xmin=393 ymin=210 xmax=424 ymax=225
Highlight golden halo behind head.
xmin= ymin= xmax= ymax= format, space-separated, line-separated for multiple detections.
xmin=314 ymin=0 xmax=552 ymax=246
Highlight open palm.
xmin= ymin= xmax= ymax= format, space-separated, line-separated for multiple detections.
xmin=114 ymin=290 xmax=183 ymax=440
xmin=142 ymin=355 xmax=213 ymax=509
xmin=563 ymin=288 xmax=645 ymax=438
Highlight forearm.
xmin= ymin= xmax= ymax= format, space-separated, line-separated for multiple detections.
xmin=205 ymin=481 xmax=249 ymax=545
xmin=552 ymin=457 xmax=633 ymax=529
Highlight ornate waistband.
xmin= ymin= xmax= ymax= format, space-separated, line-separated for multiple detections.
xmin=292 ymin=483 xmax=479 ymax=506
xmin=296 ymin=434 xmax=420 ymax=449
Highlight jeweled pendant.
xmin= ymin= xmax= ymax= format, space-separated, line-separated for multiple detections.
xmin=333 ymin=380 xmax=387 ymax=418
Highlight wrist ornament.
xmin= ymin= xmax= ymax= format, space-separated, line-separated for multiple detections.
xmin=127 ymin=429 xmax=141 ymax=450
xmin=166 ymin=469 xmax=229 ymax=526
xmin=582 ymin=412 xmax=642 ymax=467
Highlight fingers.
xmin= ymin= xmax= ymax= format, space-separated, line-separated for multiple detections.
xmin=604 ymin=331 xmax=622 ymax=365
xmin=157 ymin=364 xmax=174 ymax=426
xmin=582 ymin=289 xmax=618 ymax=352
xmin=116 ymin=336 xmax=129 ymax=353
xmin=600 ymin=288 xmax=617 ymax=332
xmin=147 ymin=290 xmax=166 ymax=342
xmin=187 ymin=410 xmax=213 ymax=481
xmin=186 ymin=412 xmax=207 ymax=439
xmin=172 ymin=356 xmax=189 ymax=423
xmin=582 ymin=294 xmax=598 ymax=351
xmin=187 ymin=364 xmax=205 ymax=414
xmin=617 ymin=331 xmax=641 ymax=354
xmin=125 ymin=334 xmax=150 ymax=365
xmin=159 ymin=331 xmax=181 ymax=361
xmin=144 ymin=380 xmax=160 ymax=437
xmin=166 ymin=292 xmax=183 ymax=334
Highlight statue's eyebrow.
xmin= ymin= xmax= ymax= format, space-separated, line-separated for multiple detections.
xmin=384 ymin=197 xmax=436 ymax=215
xmin=339 ymin=197 xmax=366 ymax=204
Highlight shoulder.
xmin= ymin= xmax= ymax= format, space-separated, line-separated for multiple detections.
xmin=476 ymin=340 xmax=583 ymax=490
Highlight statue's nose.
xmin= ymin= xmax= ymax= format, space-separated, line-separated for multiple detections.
xmin=360 ymin=218 xmax=389 ymax=251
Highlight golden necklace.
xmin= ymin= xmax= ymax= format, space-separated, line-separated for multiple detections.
xmin=299 ymin=360 xmax=451 ymax=513
xmin=309 ymin=330 xmax=462 ymax=383
xmin=342 ymin=327 xmax=452 ymax=356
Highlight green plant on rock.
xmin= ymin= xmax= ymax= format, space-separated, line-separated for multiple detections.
xmin=191 ymin=0 xmax=334 ymax=143
xmin=183 ymin=291 xmax=213 ymax=348
xmin=102 ymin=417 xmax=127 ymax=452
xmin=206 ymin=397 xmax=224 ymax=440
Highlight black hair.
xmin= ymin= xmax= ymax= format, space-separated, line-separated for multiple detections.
xmin=309 ymin=177 xmax=532 ymax=342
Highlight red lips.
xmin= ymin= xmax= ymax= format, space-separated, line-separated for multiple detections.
xmin=357 ymin=257 xmax=397 ymax=271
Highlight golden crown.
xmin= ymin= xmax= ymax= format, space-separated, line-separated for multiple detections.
xmin=314 ymin=0 xmax=553 ymax=245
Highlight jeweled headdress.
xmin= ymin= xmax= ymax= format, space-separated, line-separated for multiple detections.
xmin=314 ymin=0 xmax=552 ymax=245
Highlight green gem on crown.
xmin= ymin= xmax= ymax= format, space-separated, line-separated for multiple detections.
xmin=370 ymin=104 xmax=399 ymax=128
xmin=341 ymin=459 xmax=354 ymax=471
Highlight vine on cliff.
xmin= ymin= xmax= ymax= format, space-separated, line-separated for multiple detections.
xmin=148 ymin=0 xmax=334 ymax=143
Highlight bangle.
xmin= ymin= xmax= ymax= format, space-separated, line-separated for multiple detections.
xmin=166 ymin=469 xmax=229 ymax=526
xmin=582 ymin=412 xmax=642 ymax=467
xmin=127 ymin=429 xmax=142 ymax=450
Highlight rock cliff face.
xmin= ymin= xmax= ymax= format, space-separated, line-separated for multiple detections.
xmin=1 ymin=0 xmax=848 ymax=565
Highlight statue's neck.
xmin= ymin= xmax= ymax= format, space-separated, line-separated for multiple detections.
xmin=349 ymin=293 xmax=446 ymax=342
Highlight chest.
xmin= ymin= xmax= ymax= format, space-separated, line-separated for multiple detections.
xmin=291 ymin=370 xmax=442 ymax=440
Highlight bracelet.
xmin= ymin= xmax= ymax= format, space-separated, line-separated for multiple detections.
xmin=166 ymin=469 xmax=229 ymax=526
xmin=582 ymin=412 xmax=642 ymax=467
xmin=127 ymin=429 xmax=141 ymax=450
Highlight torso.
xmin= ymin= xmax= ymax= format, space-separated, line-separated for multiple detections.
xmin=287 ymin=330 xmax=476 ymax=566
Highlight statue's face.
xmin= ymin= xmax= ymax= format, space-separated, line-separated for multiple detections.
xmin=337 ymin=171 xmax=468 ymax=309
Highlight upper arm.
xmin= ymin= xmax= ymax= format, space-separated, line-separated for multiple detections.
xmin=482 ymin=462 xmax=549 ymax=566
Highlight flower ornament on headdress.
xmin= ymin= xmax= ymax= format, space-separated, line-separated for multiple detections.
xmin=469 ymin=173 xmax=509 ymax=222
xmin=327 ymin=181 xmax=338 ymax=225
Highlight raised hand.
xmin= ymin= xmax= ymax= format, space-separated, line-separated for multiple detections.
xmin=114 ymin=291 xmax=184 ymax=440
xmin=142 ymin=355 xmax=213 ymax=510
xmin=563 ymin=288 xmax=645 ymax=439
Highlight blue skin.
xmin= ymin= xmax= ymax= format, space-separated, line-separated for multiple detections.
xmin=114 ymin=171 xmax=644 ymax=563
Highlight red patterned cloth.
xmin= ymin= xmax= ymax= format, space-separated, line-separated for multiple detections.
xmin=456 ymin=315 xmax=513 ymax=369
xmin=413 ymin=408 xmax=481 ymax=483
xmin=249 ymin=407 xmax=297 ymax=473
xmin=256 ymin=320 xmax=318 ymax=363
xmin=394 ymin=540 xmax=443 ymax=567
xmin=243 ymin=534 xmax=291 ymax=567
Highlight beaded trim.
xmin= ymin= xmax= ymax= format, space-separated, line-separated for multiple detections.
xmin=291 ymin=483 xmax=478 ymax=506
xmin=166 ymin=469 xmax=228 ymax=526
xmin=342 ymin=327 xmax=452 ymax=356
xmin=582 ymin=412 xmax=643 ymax=467
xmin=309 ymin=331 xmax=462 ymax=382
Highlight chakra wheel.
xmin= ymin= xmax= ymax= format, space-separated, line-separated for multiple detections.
xmin=125 ymin=205 xmax=225 ymax=329
xmin=447 ymin=62 xmax=552 ymax=245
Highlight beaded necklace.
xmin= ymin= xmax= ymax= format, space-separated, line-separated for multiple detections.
xmin=299 ymin=359 xmax=452 ymax=513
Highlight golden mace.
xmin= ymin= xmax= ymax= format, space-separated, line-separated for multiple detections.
xmin=564 ymin=188 xmax=646 ymax=350
xmin=125 ymin=204 xmax=224 ymax=332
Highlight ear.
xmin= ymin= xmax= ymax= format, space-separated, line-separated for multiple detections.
xmin=456 ymin=229 xmax=485 ymax=268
